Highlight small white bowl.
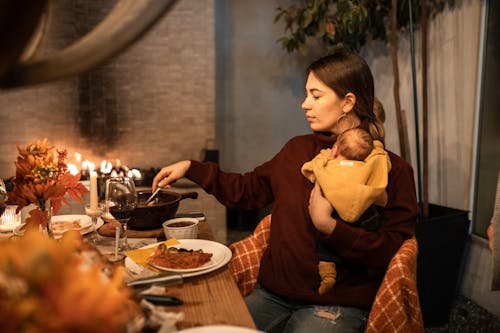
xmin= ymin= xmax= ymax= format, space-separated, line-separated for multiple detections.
xmin=163 ymin=217 xmax=199 ymax=239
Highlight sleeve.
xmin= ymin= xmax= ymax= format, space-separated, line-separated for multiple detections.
xmin=185 ymin=159 xmax=275 ymax=211
xmin=324 ymin=153 xmax=419 ymax=273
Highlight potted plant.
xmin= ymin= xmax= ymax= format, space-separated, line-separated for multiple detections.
xmin=274 ymin=0 xmax=470 ymax=326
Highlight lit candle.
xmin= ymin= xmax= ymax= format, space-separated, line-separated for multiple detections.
xmin=90 ymin=171 xmax=98 ymax=210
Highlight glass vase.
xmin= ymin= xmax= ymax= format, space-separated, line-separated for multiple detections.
xmin=26 ymin=199 xmax=53 ymax=237
xmin=44 ymin=199 xmax=53 ymax=236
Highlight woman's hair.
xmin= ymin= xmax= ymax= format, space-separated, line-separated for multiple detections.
xmin=307 ymin=50 xmax=385 ymax=142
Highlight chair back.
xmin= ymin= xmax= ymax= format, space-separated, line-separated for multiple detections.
xmin=228 ymin=215 xmax=424 ymax=332
xmin=365 ymin=237 xmax=423 ymax=333
xmin=228 ymin=214 xmax=271 ymax=296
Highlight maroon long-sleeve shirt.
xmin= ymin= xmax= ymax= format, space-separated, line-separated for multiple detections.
xmin=186 ymin=132 xmax=418 ymax=309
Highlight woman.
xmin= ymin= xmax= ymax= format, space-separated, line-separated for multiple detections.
xmin=152 ymin=50 xmax=419 ymax=332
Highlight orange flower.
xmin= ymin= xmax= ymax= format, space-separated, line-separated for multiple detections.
xmin=6 ymin=138 xmax=88 ymax=230
xmin=0 ymin=229 xmax=139 ymax=332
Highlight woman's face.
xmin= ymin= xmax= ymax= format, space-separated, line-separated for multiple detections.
xmin=301 ymin=72 xmax=344 ymax=134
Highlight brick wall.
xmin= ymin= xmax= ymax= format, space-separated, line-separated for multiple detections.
xmin=0 ymin=0 xmax=215 ymax=178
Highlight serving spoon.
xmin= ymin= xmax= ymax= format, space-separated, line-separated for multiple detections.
xmin=145 ymin=187 xmax=162 ymax=206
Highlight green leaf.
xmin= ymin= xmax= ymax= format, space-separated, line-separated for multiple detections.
xmin=302 ymin=10 xmax=313 ymax=28
xmin=273 ymin=0 xmax=451 ymax=55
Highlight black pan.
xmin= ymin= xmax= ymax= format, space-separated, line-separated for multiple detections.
xmin=129 ymin=190 xmax=198 ymax=230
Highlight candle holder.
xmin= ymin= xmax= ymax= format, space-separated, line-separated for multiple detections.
xmin=0 ymin=205 xmax=22 ymax=232
xmin=85 ymin=203 xmax=104 ymax=244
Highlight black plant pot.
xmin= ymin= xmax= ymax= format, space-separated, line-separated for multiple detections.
xmin=415 ymin=204 xmax=470 ymax=327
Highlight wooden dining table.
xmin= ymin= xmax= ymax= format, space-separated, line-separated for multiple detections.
xmin=117 ymin=220 xmax=257 ymax=331
xmin=0 ymin=211 xmax=256 ymax=331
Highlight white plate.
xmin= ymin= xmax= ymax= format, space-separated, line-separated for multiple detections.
xmin=177 ymin=325 xmax=263 ymax=333
xmin=148 ymin=239 xmax=228 ymax=273
xmin=51 ymin=214 xmax=92 ymax=234
xmin=0 ymin=223 xmax=20 ymax=232
xmin=125 ymin=239 xmax=232 ymax=278
xmin=13 ymin=216 xmax=103 ymax=239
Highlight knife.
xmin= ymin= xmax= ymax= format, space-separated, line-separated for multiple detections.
xmin=142 ymin=294 xmax=183 ymax=306
xmin=127 ymin=274 xmax=183 ymax=288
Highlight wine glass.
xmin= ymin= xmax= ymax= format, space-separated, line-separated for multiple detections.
xmin=105 ymin=176 xmax=137 ymax=252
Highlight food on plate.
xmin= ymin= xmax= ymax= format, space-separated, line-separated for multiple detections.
xmin=51 ymin=219 xmax=82 ymax=232
xmin=148 ymin=245 xmax=213 ymax=269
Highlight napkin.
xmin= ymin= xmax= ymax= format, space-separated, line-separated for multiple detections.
xmin=124 ymin=238 xmax=180 ymax=267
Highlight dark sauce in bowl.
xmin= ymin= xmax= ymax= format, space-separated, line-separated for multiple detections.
xmin=167 ymin=221 xmax=196 ymax=228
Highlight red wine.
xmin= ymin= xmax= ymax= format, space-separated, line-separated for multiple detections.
xmin=109 ymin=207 xmax=134 ymax=222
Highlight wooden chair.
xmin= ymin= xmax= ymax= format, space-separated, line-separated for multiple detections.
xmin=228 ymin=215 xmax=424 ymax=333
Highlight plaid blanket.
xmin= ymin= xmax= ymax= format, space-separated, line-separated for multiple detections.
xmin=365 ymin=237 xmax=423 ymax=332
xmin=228 ymin=215 xmax=423 ymax=332
xmin=228 ymin=214 xmax=271 ymax=296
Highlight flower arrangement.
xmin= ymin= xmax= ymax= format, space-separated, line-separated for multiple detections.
xmin=0 ymin=229 xmax=140 ymax=332
xmin=6 ymin=138 xmax=88 ymax=232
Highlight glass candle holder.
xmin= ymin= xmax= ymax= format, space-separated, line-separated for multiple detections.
xmin=0 ymin=205 xmax=22 ymax=232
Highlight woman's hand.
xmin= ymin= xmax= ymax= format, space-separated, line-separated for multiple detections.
xmin=309 ymin=182 xmax=336 ymax=236
xmin=152 ymin=160 xmax=191 ymax=191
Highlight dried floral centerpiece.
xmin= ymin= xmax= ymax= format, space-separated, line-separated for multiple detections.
xmin=5 ymin=138 xmax=88 ymax=233
xmin=0 ymin=229 xmax=140 ymax=332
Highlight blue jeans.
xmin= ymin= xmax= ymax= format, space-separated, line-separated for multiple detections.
xmin=245 ymin=284 xmax=367 ymax=333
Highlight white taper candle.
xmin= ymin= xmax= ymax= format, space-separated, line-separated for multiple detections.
xmin=90 ymin=171 xmax=98 ymax=210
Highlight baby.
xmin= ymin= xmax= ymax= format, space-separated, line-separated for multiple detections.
xmin=301 ymin=128 xmax=391 ymax=294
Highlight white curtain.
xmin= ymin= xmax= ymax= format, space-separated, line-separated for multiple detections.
xmin=367 ymin=0 xmax=482 ymax=211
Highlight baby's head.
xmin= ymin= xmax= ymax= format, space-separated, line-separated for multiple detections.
xmin=332 ymin=128 xmax=373 ymax=161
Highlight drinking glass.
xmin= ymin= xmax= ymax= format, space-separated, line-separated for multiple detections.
xmin=105 ymin=176 xmax=137 ymax=251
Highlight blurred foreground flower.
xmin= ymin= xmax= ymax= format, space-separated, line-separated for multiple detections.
xmin=0 ymin=230 xmax=139 ymax=333
xmin=6 ymin=138 xmax=88 ymax=232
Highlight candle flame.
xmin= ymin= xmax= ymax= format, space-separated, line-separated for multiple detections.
xmin=66 ymin=163 xmax=79 ymax=176
xmin=70 ymin=154 xmax=142 ymax=181
xmin=128 ymin=169 xmax=142 ymax=179
xmin=74 ymin=152 xmax=82 ymax=163
xmin=100 ymin=160 xmax=113 ymax=174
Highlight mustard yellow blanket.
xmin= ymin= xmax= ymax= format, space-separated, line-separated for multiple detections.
xmin=301 ymin=140 xmax=391 ymax=222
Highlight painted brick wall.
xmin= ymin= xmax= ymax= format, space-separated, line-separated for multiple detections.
xmin=0 ymin=0 xmax=215 ymax=178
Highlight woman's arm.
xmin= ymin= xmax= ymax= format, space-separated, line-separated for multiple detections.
xmin=308 ymin=182 xmax=337 ymax=235
xmin=185 ymin=159 xmax=275 ymax=210
xmin=314 ymin=153 xmax=419 ymax=273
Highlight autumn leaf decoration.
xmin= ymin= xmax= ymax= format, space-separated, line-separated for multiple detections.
xmin=0 ymin=229 xmax=139 ymax=332
xmin=6 ymin=138 xmax=88 ymax=230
